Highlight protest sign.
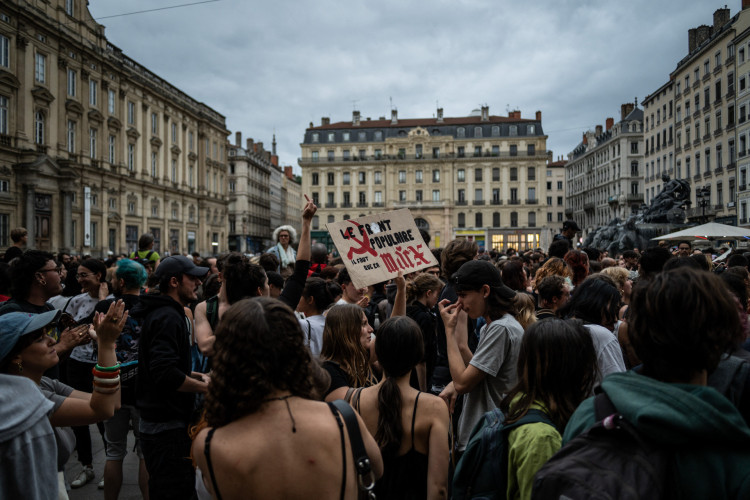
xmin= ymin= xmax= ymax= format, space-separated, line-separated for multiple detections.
xmin=327 ymin=209 xmax=439 ymax=289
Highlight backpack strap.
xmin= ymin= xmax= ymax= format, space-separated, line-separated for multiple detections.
xmin=305 ymin=319 xmax=312 ymax=344
xmin=330 ymin=400 xmax=376 ymax=498
xmin=145 ymin=250 xmax=154 ymax=261
xmin=206 ymin=296 xmax=219 ymax=330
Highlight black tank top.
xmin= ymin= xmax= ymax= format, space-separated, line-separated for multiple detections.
xmin=374 ymin=392 xmax=429 ymax=500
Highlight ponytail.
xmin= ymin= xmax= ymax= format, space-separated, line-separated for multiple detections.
xmin=375 ymin=377 xmax=403 ymax=457
xmin=405 ymin=272 xmax=443 ymax=304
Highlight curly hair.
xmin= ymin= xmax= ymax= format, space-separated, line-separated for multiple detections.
xmin=599 ymin=266 xmax=628 ymax=292
xmin=221 ymin=253 xmax=266 ymax=303
xmin=204 ymin=297 xmax=321 ymax=428
xmin=320 ymin=304 xmax=371 ymax=387
xmin=8 ymin=250 xmax=54 ymax=299
xmin=563 ymin=250 xmax=589 ymax=286
xmin=405 ymin=272 xmax=443 ymax=304
xmin=501 ymin=318 xmax=597 ymax=430
xmin=629 ymin=268 xmax=740 ymax=382
xmin=534 ymin=257 xmax=572 ymax=290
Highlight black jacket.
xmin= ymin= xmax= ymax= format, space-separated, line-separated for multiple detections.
xmin=134 ymin=293 xmax=194 ymax=423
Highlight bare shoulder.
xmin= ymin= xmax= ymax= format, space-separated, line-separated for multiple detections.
xmin=420 ymin=392 xmax=449 ymax=421
xmin=194 ymin=301 xmax=207 ymax=316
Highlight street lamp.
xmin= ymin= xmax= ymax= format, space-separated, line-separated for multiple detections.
xmin=696 ymin=186 xmax=711 ymax=223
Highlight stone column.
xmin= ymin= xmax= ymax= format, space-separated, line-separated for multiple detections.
xmin=62 ymin=191 xmax=73 ymax=252
xmin=25 ymin=185 xmax=35 ymax=249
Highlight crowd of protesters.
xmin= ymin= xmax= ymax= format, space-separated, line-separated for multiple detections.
xmin=1 ymin=212 xmax=750 ymax=500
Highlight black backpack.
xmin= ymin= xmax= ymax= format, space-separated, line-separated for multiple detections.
xmin=130 ymin=250 xmax=154 ymax=265
xmin=452 ymin=408 xmax=556 ymax=500
xmin=531 ymin=392 xmax=677 ymax=500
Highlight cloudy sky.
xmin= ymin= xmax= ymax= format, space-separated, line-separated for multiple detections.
xmin=88 ymin=0 xmax=732 ymax=172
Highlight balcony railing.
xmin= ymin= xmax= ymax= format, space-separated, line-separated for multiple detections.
xmin=508 ymin=199 xmax=521 ymax=205
xmin=298 ymin=150 xmax=552 ymax=164
xmin=456 ymin=200 xmax=468 ymax=206
xmin=473 ymin=200 xmax=485 ymax=205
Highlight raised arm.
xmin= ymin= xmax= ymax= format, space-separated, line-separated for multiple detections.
xmin=50 ymin=300 xmax=127 ymax=426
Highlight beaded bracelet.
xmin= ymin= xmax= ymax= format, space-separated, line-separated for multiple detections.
xmin=93 ymin=385 xmax=120 ymax=394
xmin=93 ymin=375 xmax=121 ymax=385
xmin=91 ymin=367 xmax=120 ymax=378
xmin=95 ymin=363 xmax=121 ymax=373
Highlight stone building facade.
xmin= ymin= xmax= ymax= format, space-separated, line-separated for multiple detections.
xmin=642 ymin=80 xmax=675 ymax=205
xmin=565 ymin=103 xmax=645 ymax=234
xmin=654 ymin=5 xmax=749 ymax=226
xmin=299 ymin=107 xmax=553 ymax=252
xmin=0 ymin=0 xmax=229 ymax=256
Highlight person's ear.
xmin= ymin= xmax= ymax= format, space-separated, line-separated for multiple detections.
xmin=170 ymin=276 xmax=180 ymax=289
xmin=482 ymin=284 xmax=490 ymax=299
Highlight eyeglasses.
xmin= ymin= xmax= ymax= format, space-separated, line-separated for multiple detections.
xmin=278 ymin=234 xmax=290 ymax=238
xmin=76 ymin=272 xmax=92 ymax=279
xmin=38 ymin=266 xmax=62 ymax=274
xmin=678 ymin=247 xmax=690 ymax=251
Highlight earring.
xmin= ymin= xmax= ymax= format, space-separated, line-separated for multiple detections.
xmin=39 ymin=279 xmax=46 ymax=286
xmin=16 ymin=361 xmax=22 ymax=373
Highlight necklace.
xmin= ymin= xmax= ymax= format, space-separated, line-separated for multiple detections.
xmin=262 ymin=394 xmax=297 ymax=433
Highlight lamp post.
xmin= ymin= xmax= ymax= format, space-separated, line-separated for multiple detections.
xmin=696 ymin=186 xmax=711 ymax=223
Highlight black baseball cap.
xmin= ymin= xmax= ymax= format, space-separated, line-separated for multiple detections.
xmin=154 ymin=255 xmax=209 ymax=279
xmin=562 ymin=220 xmax=581 ymax=232
xmin=452 ymin=260 xmax=516 ymax=299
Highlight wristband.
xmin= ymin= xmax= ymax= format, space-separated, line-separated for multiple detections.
xmin=93 ymin=385 xmax=120 ymax=394
xmin=93 ymin=375 xmax=121 ymax=385
xmin=92 ymin=367 xmax=120 ymax=378
xmin=95 ymin=363 xmax=121 ymax=372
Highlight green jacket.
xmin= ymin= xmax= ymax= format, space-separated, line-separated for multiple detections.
xmin=563 ymin=371 xmax=750 ymax=500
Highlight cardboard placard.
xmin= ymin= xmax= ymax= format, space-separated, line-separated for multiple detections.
xmin=327 ymin=209 xmax=439 ymax=289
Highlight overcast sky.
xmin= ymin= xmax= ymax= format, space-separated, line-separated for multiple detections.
xmin=88 ymin=0 xmax=734 ymax=173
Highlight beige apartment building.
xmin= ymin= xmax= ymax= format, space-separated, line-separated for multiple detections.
xmin=737 ymin=23 xmax=750 ymax=228
xmin=0 ymin=0 xmax=229 ymax=257
xmin=643 ymin=81 xmax=675 ymax=204
xmin=668 ymin=6 xmax=747 ymax=225
xmin=565 ymin=104 xmax=645 ymax=234
xmin=299 ymin=107 xmax=553 ymax=252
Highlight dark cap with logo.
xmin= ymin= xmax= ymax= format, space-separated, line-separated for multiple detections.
xmin=562 ymin=220 xmax=581 ymax=232
xmin=451 ymin=260 xmax=516 ymax=299
xmin=154 ymin=255 xmax=209 ymax=279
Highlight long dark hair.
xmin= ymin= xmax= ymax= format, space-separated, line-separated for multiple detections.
xmin=373 ymin=316 xmax=424 ymax=457
xmin=500 ymin=318 xmax=597 ymax=430
xmin=204 ymin=298 xmax=321 ymax=428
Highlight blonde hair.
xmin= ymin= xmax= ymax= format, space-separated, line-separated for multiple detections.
xmin=534 ymin=257 xmax=573 ymax=291
xmin=405 ymin=273 xmax=443 ymax=304
xmin=514 ymin=293 xmax=537 ymax=331
xmin=600 ymin=266 xmax=628 ymax=291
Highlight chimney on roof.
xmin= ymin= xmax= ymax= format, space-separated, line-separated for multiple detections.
xmin=271 ymin=155 xmax=278 ymax=167
xmin=437 ymin=108 xmax=444 ymax=123
xmin=284 ymin=166 xmax=293 ymax=179
xmin=688 ymin=28 xmax=697 ymax=52
xmin=246 ymin=138 xmax=254 ymax=152
xmin=714 ymin=7 xmax=730 ymax=29
xmin=353 ymin=110 xmax=360 ymax=126
xmin=595 ymin=124 xmax=603 ymax=136
xmin=695 ymin=25 xmax=712 ymax=48
xmin=535 ymin=110 xmax=542 ymax=121
xmin=606 ymin=117 xmax=614 ymax=131
xmin=481 ymin=105 xmax=489 ymax=121
xmin=265 ymin=151 xmax=271 ymax=163
xmin=235 ymin=131 xmax=241 ymax=147
xmin=257 ymin=141 xmax=264 ymax=153
xmin=309 ymin=121 xmax=314 ymax=128
xmin=391 ymin=109 xmax=398 ymax=125
xmin=508 ymin=110 xmax=521 ymax=119
xmin=583 ymin=132 xmax=588 ymax=145
xmin=621 ymin=102 xmax=635 ymax=120
xmin=322 ymin=117 xmax=330 ymax=126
